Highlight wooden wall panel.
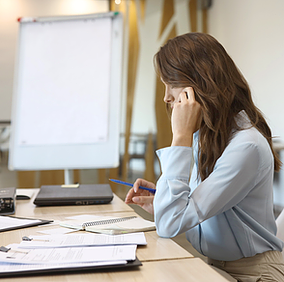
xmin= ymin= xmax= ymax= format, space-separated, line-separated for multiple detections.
xmin=189 ymin=0 xmax=197 ymax=32
xmin=17 ymin=171 xmax=36 ymax=188
xmin=159 ymin=0 xmax=174 ymax=38
xmin=109 ymin=0 xmax=207 ymax=183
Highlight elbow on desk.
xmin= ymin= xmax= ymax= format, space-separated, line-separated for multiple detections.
xmin=155 ymin=211 xmax=185 ymax=238
xmin=155 ymin=222 xmax=180 ymax=238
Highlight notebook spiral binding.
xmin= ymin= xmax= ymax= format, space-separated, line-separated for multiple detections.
xmin=82 ymin=216 xmax=137 ymax=228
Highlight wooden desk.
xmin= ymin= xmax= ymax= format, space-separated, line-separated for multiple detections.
xmin=0 ymin=189 xmax=229 ymax=281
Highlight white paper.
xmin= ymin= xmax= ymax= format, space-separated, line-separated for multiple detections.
xmin=19 ymin=232 xmax=147 ymax=248
xmin=36 ymin=227 xmax=76 ymax=235
xmin=17 ymin=18 xmax=112 ymax=146
xmin=0 ymin=244 xmax=137 ymax=264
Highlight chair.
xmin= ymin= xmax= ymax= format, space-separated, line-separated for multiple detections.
xmin=0 ymin=126 xmax=10 ymax=164
xmin=276 ymin=208 xmax=284 ymax=259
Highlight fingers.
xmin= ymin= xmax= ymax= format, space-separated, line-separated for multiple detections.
xmin=124 ymin=178 xmax=155 ymax=215
xmin=133 ymin=178 xmax=155 ymax=193
xmin=185 ymin=87 xmax=195 ymax=100
xmin=125 ymin=178 xmax=156 ymax=205
xmin=180 ymin=87 xmax=195 ymax=103
xmin=132 ymin=195 xmax=154 ymax=204
xmin=125 ymin=185 xmax=154 ymax=204
xmin=125 ymin=187 xmax=134 ymax=204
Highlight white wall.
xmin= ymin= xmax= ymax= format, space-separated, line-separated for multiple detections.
xmin=208 ymin=0 xmax=284 ymax=140
xmin=0 ymin=0 xmax=109 ymax=121
xmin=208 ymin=0 xmax=284 ymax=206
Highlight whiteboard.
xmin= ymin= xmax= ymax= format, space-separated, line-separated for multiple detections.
xmin=9 ymin=12 xmax=123 ymax=170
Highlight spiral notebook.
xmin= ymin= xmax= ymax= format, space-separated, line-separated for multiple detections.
xmin=60 ymin=215 xmax=156 ymax=235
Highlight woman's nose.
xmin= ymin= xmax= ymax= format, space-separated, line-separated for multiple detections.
xmin=164 ymin=92 xmax=173 ymax=103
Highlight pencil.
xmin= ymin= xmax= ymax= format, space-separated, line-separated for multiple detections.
xmin=109 ymin=179 xmax=156 ymax=194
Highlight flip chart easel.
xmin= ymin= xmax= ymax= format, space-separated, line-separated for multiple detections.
xmin=9 ymin=12 xmax=123 ymax=184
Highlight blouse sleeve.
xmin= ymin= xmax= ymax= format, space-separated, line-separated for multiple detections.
xmin=154 ymin=138 xmax=263 ymax=238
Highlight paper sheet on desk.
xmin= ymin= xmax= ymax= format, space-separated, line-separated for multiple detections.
xmin=37 ymin=227 xmax=77 ymax=235
xmin=19 ymin=232 xmax=147 ymax=248
xmin=0 ymin=244 xmax=137 ymax=264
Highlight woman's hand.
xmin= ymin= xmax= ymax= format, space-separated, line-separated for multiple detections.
xmin=124 ymin=178 xmax=155 ymax=215
xmin=171 ymin=87 xmax=201 ymax=147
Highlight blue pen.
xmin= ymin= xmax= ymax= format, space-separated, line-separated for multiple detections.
xmin=109 ymin=179 xmax=156 ymax=194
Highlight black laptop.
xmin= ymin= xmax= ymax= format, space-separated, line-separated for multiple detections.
xmin=33 ymin=184 xmax=113 ymax=206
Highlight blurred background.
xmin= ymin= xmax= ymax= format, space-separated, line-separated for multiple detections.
xmin=1 ymin=0 xmax=284 ymax=216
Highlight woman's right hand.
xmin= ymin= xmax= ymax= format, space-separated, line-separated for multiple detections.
xmin=124 ymin=178 xmax=155 ymax=215
xmin=171 ymin=87 xmax=201 ymax=147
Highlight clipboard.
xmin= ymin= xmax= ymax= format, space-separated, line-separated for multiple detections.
xmin=0 ymin=257 xmax=142 ymax=278
xmin=0 ymin=215 xmax=53 ymax=233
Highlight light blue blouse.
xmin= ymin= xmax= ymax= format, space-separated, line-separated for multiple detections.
xmin=154 ymin=112 xmax=284 ymax=261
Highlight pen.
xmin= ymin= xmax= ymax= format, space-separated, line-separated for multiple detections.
xmin=109 ymin=179 xmax=156 ymax=194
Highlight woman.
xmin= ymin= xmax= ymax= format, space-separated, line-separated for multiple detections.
xmin=125 ymin=33 xmax=284 ymax=281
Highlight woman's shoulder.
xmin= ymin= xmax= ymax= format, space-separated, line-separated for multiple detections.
xmin=231 ymin=126 xmax=268 ymax=148
xmin=229 ymin=127 xmax=273 ymax=169
xmin=232 ymin=111 xmax=269 ymax=148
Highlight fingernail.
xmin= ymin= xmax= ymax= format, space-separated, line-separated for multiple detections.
xmin=132 ymin=197 xmax=140 ymax=203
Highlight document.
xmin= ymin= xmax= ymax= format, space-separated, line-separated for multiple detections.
xmin=0 ymin=244 xmax=137 ymax=264
xmin=19 ymin=232 xmax=147 ymax=248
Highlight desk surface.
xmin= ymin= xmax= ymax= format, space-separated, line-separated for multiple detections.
xmin=0 ymin=189 xmax=229 ymax=281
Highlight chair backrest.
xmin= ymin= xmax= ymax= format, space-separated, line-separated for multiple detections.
xmin=0 ymin=126 xmax=10 ymax=143
xmin=0 ymin=126 xmax=10 ymax=152
xmin=276 ymin=208 xmax=284 ymax=258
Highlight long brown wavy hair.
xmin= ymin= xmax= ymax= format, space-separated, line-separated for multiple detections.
xmin=154 ymin=32 xmax=281 ymax=181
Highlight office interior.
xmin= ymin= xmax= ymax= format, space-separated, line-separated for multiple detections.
xmin=0 ymin=0 xmax=284 ymax=262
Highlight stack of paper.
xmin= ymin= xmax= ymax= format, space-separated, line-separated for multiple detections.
xmin=0 ymin=232 xmax=145 ymax=277
xmin=19 ymin=232 xmax=147 ymax=248
xmin=0 ymin=244 xmax=137 ymax=264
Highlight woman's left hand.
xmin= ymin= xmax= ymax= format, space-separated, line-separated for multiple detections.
xmin=124 ymin=178 xmax=155 ymax=215
xmin=171 ymin=87 xmax=201 ymax=147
